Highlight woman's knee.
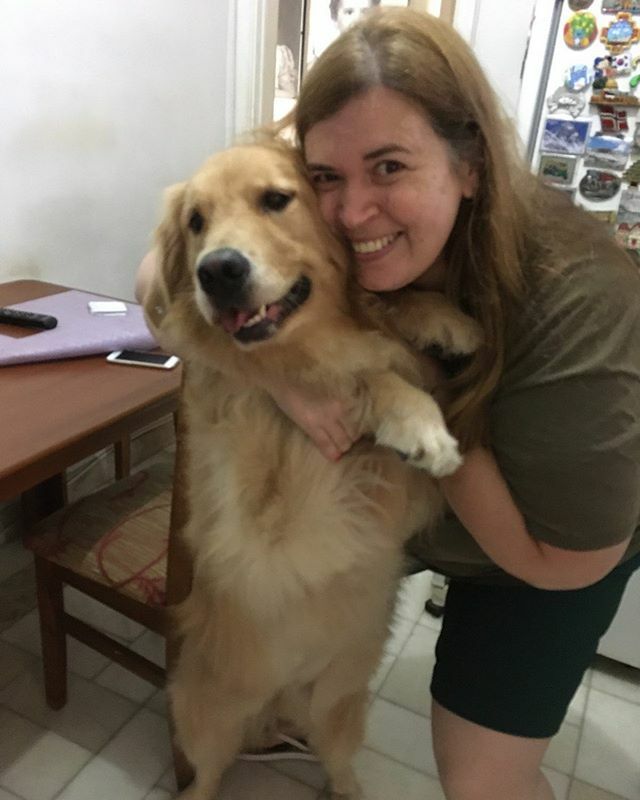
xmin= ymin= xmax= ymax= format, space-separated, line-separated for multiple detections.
xmin=431 ymin=702 xmax=552 ymax=800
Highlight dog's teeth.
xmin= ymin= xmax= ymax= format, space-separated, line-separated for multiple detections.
xmin=243 ymin=305 xmax=268 ymax=328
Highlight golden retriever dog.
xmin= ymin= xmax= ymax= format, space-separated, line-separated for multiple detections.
xmin=143 ymin=136 xmax=480 ymax=800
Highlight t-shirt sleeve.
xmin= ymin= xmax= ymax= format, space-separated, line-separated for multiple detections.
xmin=490 ymin=256 xmax=640 ymax=551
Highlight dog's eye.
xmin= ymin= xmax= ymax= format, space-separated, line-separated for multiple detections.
xmin=261 ymin=190 xmax=294 ymax=212
xmin=188 ymin=209 xmax=205 ymax=234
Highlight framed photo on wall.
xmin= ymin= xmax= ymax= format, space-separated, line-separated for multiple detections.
xmin=304 ymin=0 xmax=410 ymax=72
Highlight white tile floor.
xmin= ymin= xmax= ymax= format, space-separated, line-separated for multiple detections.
xmin=1 ymin=548 xmax=639 ymax=800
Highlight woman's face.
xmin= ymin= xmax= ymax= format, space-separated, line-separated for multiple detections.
xmin=304 ymin=86 xmax=477 ymax=292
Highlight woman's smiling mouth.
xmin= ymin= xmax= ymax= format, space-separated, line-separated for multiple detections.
xmin=351 ymin=232 xmax=402 ymax=256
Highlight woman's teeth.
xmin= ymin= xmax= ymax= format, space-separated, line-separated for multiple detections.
xmin=351 ymin=233 xmax=398 ymax=254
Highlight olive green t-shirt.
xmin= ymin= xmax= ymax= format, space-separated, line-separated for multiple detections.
xmin=411 ymin=251 xmax=640 ymax=581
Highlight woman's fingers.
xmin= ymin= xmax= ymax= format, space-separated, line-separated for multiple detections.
xmin=315 ymin=424 xmax=354 ymax=462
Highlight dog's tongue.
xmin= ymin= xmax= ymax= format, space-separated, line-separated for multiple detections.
xmin=220 ymin=308 xmax=252 ymax=334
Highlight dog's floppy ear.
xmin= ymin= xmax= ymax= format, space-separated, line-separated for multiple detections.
xmin=154 ymin=181 xmax=190 ymax=302
xmin=144 ymin=182 xmax=192 ymax=333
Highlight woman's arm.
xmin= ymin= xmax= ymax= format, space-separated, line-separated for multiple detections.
xmin=440 ymin=446 xmax=631 ymax=590
xmin=135 ymin=249 xmax=158 ymax=304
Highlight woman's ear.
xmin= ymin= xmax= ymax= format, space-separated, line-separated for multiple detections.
xmin=460 ymin=161 xmax=479 ymax=199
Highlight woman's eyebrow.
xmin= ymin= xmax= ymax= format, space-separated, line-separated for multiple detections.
xmin=363 ymin=144 xmax=411 ymax=160
xmin=306 ymin=145 xmax=411 ymax=173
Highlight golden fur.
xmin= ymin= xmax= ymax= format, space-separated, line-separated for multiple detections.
xmin=143 ymin=138 xmax=480 ymax=799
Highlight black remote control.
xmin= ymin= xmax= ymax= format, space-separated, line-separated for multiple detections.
xmin=0 ymin=308 xmax=58 ymax=330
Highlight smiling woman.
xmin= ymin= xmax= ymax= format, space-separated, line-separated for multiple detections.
xmin=273 ymin=8 xmax=640 ymax=800
xmin=304 ymin=86 xmax=477 ymax=293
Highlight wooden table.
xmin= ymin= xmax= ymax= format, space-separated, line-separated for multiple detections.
xmin=0 ymin=280 xmax=181 ymax=522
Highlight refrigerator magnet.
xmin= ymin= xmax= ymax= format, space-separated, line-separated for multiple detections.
xmin=585 ymin=133 xmax=631 ymax=170
xmin=622 ymin=157 xmax=640 ymax=182
xmin=564 ymin=64 xmax=593 ymax=91
xmin=538 ymin=154 xmax=578 ymax=185
xmin=597 ymin=104 xmax=630 ymax=132
xmin=541 ymin=117 xmax=590 ymax=155
xmin=601 ymin=1 xmax=640 ymax=13
xmin=614 ymin=222 xmax=640 ymax=249
xmin=579 ymin=169 xmax=621 ymax=201
xmin=617 ymin=187 xmax=640 ymax=222
xmin=600 ymin=13 xmax=640 ymax=53
xmin=564 ymin=11 xmax=598 ymax=50
xmin=547 ymin=87 xmax=586 ymax=117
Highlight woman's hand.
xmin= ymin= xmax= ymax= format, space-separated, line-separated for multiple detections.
xmin=270 ymin=383 xmax=360 ymax=462
xmin=269 ymin=352 xmax=445 ymax=462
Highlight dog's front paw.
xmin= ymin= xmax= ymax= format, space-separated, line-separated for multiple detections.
xmin=415 ymin=314 xmax=483 ymax=357
xmin=376 ymin=412 xmax=462 ymax=478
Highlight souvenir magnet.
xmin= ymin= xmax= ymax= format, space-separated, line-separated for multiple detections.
xmin=610 ymin=52 xmax=633 ymax=72
xmin=541 ymin=118 xmax=590 ymax=154
xmin=593 ymin=54 xmax=616 ymax=87
xmin=601 ymin=1 xmax=640 ymax=14
xmin=564 ymin=63 xmax=593 ymax=91
xmin=617 ymin=186 xmax=640 ymax=221
xmin=579 ymin=169 xmax=621 ymax=200
xmin=546 ymin=86 xmax=586 ymax=117
xmin=615 ymin=222 xmax=640 ymax=249
xmin=569 ymin=0 xmax=593 ymax=9
xmin=564 ymin=12 xmax=598 ymax=49
xmin=585 ymin=132 xmax=631 ymax=169
xmin=590 ymin=89 xmax=640 ymax=106
xmin=597 ymin=104 xmax=630 ymax=131
xmin=538 ymin=154 xmax=578 ymax=185
xmin=622 ymin=158 xmax=640 ymax=182
xmin=600 ymin=12 xmax=640 ymax=53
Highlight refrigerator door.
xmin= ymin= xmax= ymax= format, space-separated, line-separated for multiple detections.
xmin=598 ymin=568 xmax=640 ymax=670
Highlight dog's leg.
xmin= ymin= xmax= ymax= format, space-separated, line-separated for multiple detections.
xmin=172 ymin=691 xmax=258 ymax=800
xmin=384 ymin=290 xmax=483 ymax=356
xmin=307 ymin=647 xmax=386 ymax=800
xmin=361 ymin=371 xmax=462 ymax=477
xmin=309 ymin=688 xmax=369 ymax=799
xmin=309 ymin=689 xmax=367 ymax=799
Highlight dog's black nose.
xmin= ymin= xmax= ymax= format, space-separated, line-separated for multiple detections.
xmin=197 ymin=248 xmax=251 ymax=307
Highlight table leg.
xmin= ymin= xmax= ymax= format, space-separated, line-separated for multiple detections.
xmin=21 ymin=473 xmax=67 ymax=529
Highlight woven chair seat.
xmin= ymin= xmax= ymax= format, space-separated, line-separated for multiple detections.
xmin=26 ymin=453 xmax=174 ymax=607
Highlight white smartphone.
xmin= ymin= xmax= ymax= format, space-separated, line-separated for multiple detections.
xmin=106 ymin=349 xmax=180 ymax=369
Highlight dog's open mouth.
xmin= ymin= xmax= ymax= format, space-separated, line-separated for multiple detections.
xmin=217 ymin=276 xmax=312 ymax=343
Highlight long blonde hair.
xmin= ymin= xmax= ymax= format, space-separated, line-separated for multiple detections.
xmin=294 ymin=8 xmax=538 ymax=448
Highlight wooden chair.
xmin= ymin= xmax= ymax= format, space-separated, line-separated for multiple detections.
xmin=25 ymin=400 xmax=194 ymax=788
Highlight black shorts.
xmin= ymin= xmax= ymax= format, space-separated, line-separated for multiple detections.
xmin=430 ymin=551 xmax=640 ymax=739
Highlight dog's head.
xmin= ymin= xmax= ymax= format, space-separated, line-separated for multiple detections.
xmin=148 ymin=138 xmax=349 ymax=352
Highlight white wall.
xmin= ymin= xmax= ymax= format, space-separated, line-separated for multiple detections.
xmin=0 ymin=1 xmax=230 ymax=300
xmin=454 ymin=0 xmax=537 ymax=124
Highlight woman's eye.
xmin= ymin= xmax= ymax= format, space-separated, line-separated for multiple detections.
xmin=374 ymin=160 xmax=405 ymax=177
xmin=309 ymin=171 xmax=339 ymax=189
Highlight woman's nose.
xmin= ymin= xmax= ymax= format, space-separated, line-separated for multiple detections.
xmin=336 ymin=182 xmax=380 ymax=231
